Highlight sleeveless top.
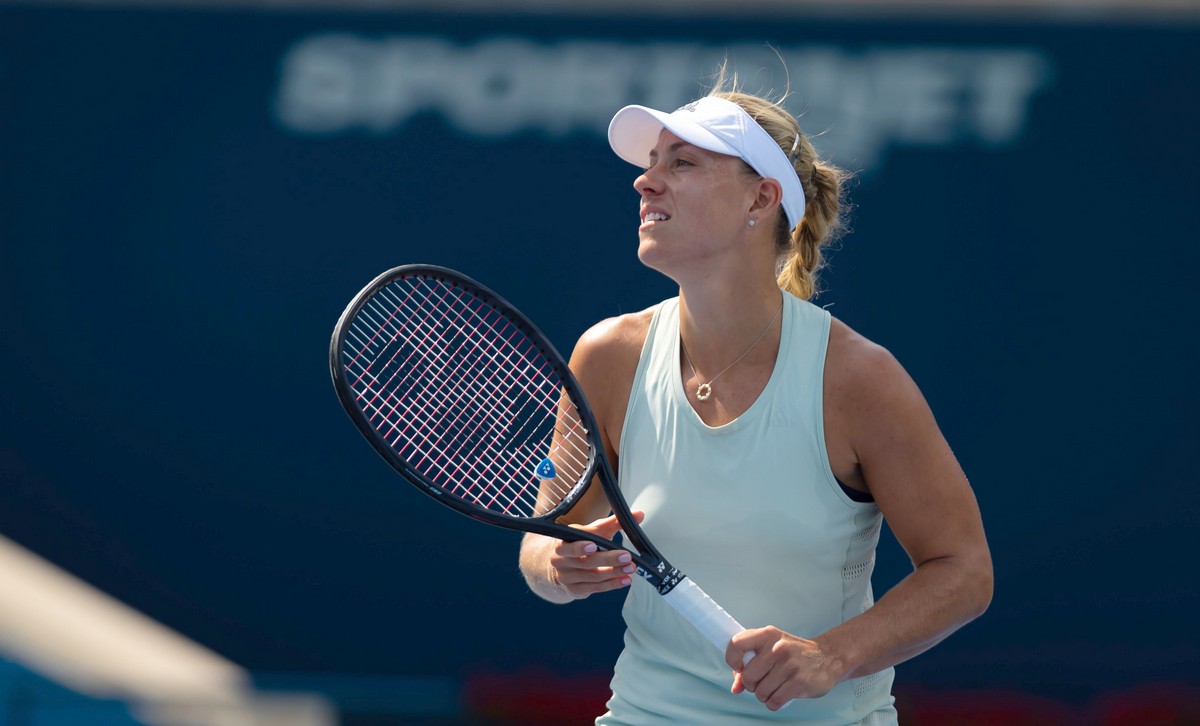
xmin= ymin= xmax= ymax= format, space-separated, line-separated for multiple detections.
xmin=597 ymin=293 xmax=898 ymax=725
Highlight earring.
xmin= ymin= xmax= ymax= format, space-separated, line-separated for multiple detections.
xmin=748 ymin=219 xmax=757 ymax=227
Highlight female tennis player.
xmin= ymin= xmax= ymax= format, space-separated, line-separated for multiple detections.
xmin=517 ymin=72 xmax=993 ymax=724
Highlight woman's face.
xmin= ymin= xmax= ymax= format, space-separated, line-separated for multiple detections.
xmin=632 ymin=129 xmax=761 ymax=279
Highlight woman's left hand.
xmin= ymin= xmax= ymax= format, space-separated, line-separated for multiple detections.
xmin=725 ymin=626 xmax=846 ymax=711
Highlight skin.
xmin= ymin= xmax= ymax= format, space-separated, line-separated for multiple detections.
xmin=518 ymin=129 xmax=993 ymax=711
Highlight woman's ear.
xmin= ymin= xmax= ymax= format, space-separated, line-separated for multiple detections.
xmin=748 ymin=177 xmax=784 ymax=219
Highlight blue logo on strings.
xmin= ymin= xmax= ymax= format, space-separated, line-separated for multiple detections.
xmin=535 ymin=458 xmax=557 ymax=479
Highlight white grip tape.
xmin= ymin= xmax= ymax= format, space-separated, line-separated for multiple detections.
xmin=661 ymin=577 xmax=752 ymax=665
xmin=662 ymin=577 xmax=792 ymax=709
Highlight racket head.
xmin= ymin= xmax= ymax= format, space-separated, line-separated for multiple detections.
xmin=330 ymin=264 xmax=603 ymax=529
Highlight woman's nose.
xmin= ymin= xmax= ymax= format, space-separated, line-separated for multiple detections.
xmin=633 ymin=167 xmax=659 ymax=196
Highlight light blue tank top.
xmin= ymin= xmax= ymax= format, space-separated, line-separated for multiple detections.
xmin=598 ymin=293 xmax=898 ymax=725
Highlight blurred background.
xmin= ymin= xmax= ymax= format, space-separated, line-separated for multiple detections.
xmin=1 ymin=0 xmax=1197 ymax=723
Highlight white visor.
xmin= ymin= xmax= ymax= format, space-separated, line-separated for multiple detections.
xmin=607 ymin=96 xmax=805 ymax=230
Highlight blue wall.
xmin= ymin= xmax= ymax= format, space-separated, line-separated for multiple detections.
xmin=1 ymin=5 xmax=1197 ymax=707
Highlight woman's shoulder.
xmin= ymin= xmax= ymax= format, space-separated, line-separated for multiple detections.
xmin=572 ymin=303 xmax=661 ymax=375
xmin=826 ymin=316 xmax=920 ymax=408
xmin=570 ymin=304 xmax=663 ymax=436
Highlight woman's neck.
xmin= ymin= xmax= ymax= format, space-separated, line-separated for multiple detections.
xmin=677 ymin=274 xmax=784 ymax=366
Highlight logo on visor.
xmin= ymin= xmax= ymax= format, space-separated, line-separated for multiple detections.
xmin=676 ymin=100 xmax=700 ymax=113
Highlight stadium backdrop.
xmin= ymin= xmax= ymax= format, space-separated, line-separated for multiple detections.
xmin=0 ymin=4 xmax=1196 ymax=704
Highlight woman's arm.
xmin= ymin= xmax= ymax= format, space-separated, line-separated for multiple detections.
xmin=728 ymin=321 xmax=993 ymax=709
xmin=518 ymin=311 xmax=651 ymax=604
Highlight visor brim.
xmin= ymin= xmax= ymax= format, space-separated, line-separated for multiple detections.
xmin=608 ymin=105 xmax=740 ymax=167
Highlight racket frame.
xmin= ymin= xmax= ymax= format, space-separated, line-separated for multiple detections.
xmin=330 ymin=264 xmax=681 ymax=592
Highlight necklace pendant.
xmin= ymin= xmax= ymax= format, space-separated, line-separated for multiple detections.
xmin=696 ymin=383 xmax=712 ymax=401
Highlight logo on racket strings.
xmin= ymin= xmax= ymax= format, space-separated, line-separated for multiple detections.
xmin=535 ymin=458 xmax=557 ymax=479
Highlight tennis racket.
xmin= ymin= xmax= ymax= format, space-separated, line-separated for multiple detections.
xmin=329 ymin=264 xmax=751 ymax=662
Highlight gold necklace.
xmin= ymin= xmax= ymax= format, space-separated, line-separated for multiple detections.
xmin=680 ymin=300 xmax=784 ymax=402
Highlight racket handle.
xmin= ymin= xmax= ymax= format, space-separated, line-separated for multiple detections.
xmin=663 ymin=577 xmax=795 ymax=710
xmin=662 ymin=577 xmax=795 ymax=711
xmin=661 ymin=577 xmax=753 ymax=666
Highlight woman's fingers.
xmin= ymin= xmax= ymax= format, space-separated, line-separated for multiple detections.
xmin=549 ymin=511 xmax=644 ymax=598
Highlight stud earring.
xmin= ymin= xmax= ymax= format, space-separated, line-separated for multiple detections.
xmin=748 ymin=219 xmax=757 ymax=227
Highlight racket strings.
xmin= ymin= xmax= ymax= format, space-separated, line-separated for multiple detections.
xmin=391 ymin=279 xmax=593 ymax=474
xmin=347 ymin=312 xmax=562 ymax=515
xmin=350 ymin=289 xmax=546 ymax=459
xmin=351 ymin=295 xmax=544 ymax=468
xmin=346 ymin=331 xmax=557 ymax=516
xmin=340 ymin=275 xmax=591 ymax=518
xmin=358 ymin=283 xmax=591 ymax=483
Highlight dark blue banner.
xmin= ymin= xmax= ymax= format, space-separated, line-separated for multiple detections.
xmin=1 ymin=5 xmax=1196 ymax=712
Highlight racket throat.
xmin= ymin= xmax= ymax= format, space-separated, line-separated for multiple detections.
xmin=636 ymin=563 xmax=686 ymax=595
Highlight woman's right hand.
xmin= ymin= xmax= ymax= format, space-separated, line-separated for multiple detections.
xmin=548 ymin=511 xmax=645 ymax=600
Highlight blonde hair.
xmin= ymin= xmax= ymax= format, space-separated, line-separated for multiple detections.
xmin=709 ymin=67 xmax=850 ymax=300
